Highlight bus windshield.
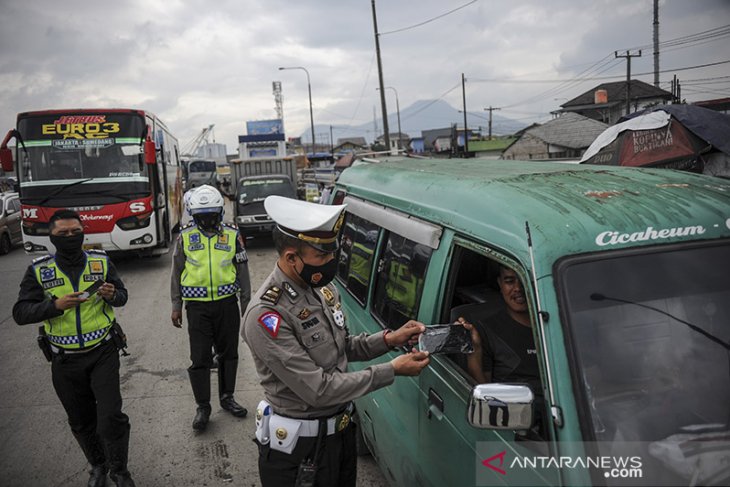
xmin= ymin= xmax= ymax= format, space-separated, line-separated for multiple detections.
xmin=559 ymin=241 xmax=730 ymax=482
xmin=17 ymin=112 xmax=150 ymax=204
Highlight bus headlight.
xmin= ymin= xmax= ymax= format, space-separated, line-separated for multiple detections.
xmin=117 ymin=213 xmax=152 ymax=230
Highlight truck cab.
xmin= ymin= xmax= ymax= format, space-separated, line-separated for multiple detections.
xmin=235 ymin=174 xmax=295 ymax=237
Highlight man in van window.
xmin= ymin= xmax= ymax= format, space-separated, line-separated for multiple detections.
xmin=462 ymin=266 xmax=540 ymax=393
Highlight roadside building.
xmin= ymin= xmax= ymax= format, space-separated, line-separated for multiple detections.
xmin=374 ymin=132 xmax=411 ymax=152
xmin=334 ymin=137 xmax=368 ymax=154
xmin=502 ymin=113 xmax=608 ymax=161
xmin=558 ymin=80 xmax=673 ymax=125
xmin=468 ymin=137 xmax=518 ymax=159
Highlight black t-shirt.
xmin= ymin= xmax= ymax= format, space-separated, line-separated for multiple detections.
xmin=479 ymin=309 xmax=540 ymax=392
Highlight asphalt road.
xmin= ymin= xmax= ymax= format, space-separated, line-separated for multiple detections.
xmin=0 ymin=236 xmax=387 ymax=486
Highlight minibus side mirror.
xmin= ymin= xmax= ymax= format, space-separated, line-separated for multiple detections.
xmin=468 ymin=383 xmax=534 ymax=431
xmin=144 ymin=137 xmax=157 ymax=165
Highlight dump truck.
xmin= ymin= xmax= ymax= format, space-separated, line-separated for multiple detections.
xmin=229 ymin=157 xmax=297 ymax=237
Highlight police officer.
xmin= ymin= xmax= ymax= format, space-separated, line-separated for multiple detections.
xmin=170 ymin=184 xmax=251 ymax=430
xmin=12 ymin=209 xmax=135 ymax=487
xmin=243 ymin=196 xmax=431 ymax=487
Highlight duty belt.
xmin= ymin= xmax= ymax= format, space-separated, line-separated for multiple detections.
xmin=49 ymin=329 xmax=113 ymax=355
xmin=279 ymin=402 xmax=354 ymax=437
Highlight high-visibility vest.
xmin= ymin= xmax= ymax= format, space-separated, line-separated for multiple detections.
xmin=180 ymin=224 xmax=239 ymax=301
xmin=33 ymin=251 xmax=115 ymax=350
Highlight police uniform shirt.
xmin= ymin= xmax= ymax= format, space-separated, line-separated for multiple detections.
xmin=243 ymin=264 xmax=395 ymax=419
xmin=170 ymin=222 xmax=251 ymax=311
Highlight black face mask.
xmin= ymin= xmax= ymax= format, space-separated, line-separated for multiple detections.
xmin=194 ymin=213 xmax=221 ymax=232
xmin=296 ymin=253 xmax=337 ymax=288
xmin=50 ymin=233 xmax=85 ymax=255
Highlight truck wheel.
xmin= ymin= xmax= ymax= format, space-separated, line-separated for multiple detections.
xmin=0 ymin=233 xmax=11 ymax=255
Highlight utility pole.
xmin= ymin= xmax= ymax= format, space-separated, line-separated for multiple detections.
xmin=461 ymin=73 xmax=469 ymax=157
xmin=615 ymin=50 xmax=642 ymax=116
xmin=329 ymin=125 xmax=334 ymax=154
xmin=371 ymin=0 xmax=390 ymax=152
xmin=653 ymin=0 xmax=660 ymax=87
xmin=483 ymin=106 xmax=501 ymax=140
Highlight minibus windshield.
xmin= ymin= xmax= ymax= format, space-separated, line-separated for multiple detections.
xmin=559 ymin=241 xmax=729 ymax=480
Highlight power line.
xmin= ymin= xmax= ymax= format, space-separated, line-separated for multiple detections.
xmin=380 ymin=0 xmax=478 ymax=36
xmin=470 ymin=59 xmax=730 ymax=84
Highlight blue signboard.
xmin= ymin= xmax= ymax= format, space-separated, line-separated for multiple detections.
xmin=246 ymin=119 xmax=283 ymax=135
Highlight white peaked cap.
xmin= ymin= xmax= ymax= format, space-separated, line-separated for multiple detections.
xmin=265 ymin=195 xmax=347 ymax=252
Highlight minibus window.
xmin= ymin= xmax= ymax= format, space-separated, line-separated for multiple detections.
xmin=372 ymin=233 xmax=432 ymax=330
xmin=336 ymin=213 xmax=379 ymax=305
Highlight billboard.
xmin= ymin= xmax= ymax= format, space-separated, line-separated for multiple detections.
xmin=246 ymin=119 xmax=283 ymax=136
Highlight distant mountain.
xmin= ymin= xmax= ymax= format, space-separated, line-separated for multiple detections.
xmin=302 ymin=99 xmax=528 ymax=144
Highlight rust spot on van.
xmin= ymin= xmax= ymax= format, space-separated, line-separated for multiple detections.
xmin=585 ymin=190 xmax=623 ymax=199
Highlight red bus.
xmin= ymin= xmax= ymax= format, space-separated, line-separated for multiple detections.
xmin=0 ymin=109 xmax=183 ymax=255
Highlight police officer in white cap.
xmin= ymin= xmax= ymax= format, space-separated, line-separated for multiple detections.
xmin=170 ymin=185 xmax=251 ymax=431
xmin=242 ymin=196 xmax=431 ymax=487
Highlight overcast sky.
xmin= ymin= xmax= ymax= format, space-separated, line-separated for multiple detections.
xmin=1 ymin=0 xmax=728 ymax=151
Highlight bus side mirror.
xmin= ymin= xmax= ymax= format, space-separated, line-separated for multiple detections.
xmin=0 ymin=147 xmax=13 ymax=172
xmin=144 ymin=138 xmax=157 ymax=165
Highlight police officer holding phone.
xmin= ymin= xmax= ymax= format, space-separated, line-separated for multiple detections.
xmin=12 ymin=209 xmax=135 ymax=487
xmin=243 ymin=196 xmax=430 ymax=487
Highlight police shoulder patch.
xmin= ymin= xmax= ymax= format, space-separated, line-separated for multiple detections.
xmin=181 ymin=222 xmax=196 ymax=232
xmin=258 ymin=311 xmax=282 ymax=338
xmin=261 ymin=286 xmax=282 ymax=305
xmin=222 ymin=222 xmax=237 ymax=230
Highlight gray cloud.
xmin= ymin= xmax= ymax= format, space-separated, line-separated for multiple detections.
xmin=1 ymin=0 xmax=728 ymax=149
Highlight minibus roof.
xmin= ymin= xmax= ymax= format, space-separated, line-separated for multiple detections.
xmin=337 ymin=157 xmax=730 ymax=267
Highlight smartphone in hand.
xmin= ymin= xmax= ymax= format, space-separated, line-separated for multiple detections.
xmin=418 ymin=324 xmax=474 ymax=354
xmin=80 ymin=279 xmax=105 ymax=299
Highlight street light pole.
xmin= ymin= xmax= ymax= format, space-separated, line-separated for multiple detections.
xmin=377 ymin=86 xmax=401 ymax=151
xmin=279 ymin=66 xmax=316 ymax=154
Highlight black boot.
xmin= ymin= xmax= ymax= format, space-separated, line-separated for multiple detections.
xmin=109 ymin=472 xmax=135 ymax=487
xmin=104 ymin=425 xmax=134 ymax=487
xmin=189 ymin=367 xmax=212 ymax=430
xmin=88 ymin=464 xmax=108 ymax=487
xmin=192 ymin=403 xmax=212 ymax=431
xmin=220 ymin=395 xmax=247 ymax=418
xmin=73 ymin=430 xmax=108 ymax=486
xmin=218 ymin=359 xmax=247 ymax=417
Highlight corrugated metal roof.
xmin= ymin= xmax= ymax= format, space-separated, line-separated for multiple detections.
xmin=527 ymin=113 xmax=608 ymax=149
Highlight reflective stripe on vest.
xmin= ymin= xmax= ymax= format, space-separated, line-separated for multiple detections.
xmin=34 ymin=254 xmax=115 ymax=350
xmin=180 ymin=226 xmax=238 ymax=302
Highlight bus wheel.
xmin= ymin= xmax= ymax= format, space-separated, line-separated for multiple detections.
xmin=0 ymin=233 xmax=10 ymax=255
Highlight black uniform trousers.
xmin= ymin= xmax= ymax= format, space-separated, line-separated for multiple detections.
xmin=185 ymin=296 xmax=240 ymax=404
xmin=258 ymin=422 xmax=357 ymax=487
xmin=51 ymin=339 xmax=130 ymax=473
